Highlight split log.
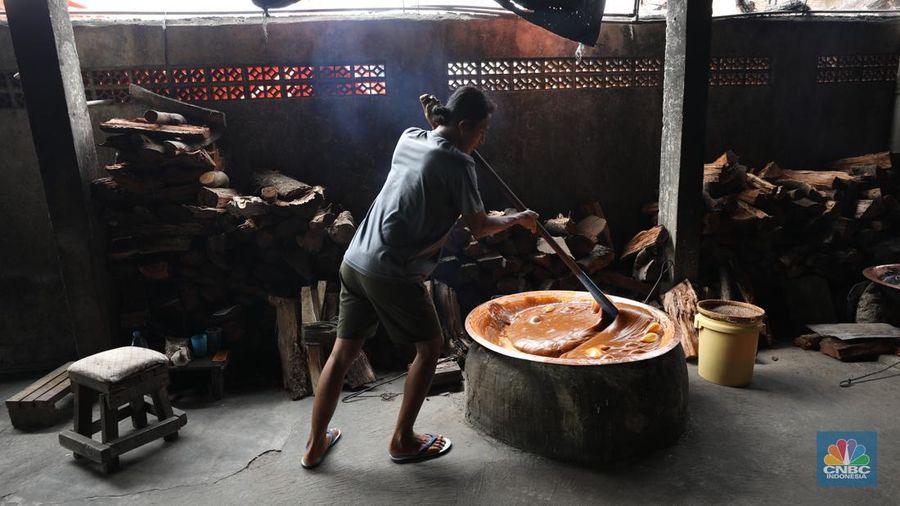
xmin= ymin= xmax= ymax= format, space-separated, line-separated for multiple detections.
xmin=91 ymin=177 xmax=124 ymax=203
xmin=704 ymin=151 xmax=746 ymax=197
xmin=431 ymin=286 xmax=467 ymax=351
xmin=757 ymin=161 xmax=784 ymax=180
xmin=622 ymin=225 xmax=667 ymax=259
xmin=476 ymin=254 xmax=506 ymax=271
xmin=662 ymin=280 xmax=700 ymax=361
xmin=778 ymin=169 xmax=860 ymax=190
xmin=536 ymin=236 xmax=572 ymax=257
xmin=345 ymin=352 xmax=377 ymax=390
xmin=197 ymin=187 xmax=238 ymax=208
xmin=577 ymin=244 xmax=614 ymax=274
xmin=100 ymin=118 xmax=210 ymax=140
xmin=162 ymin=166 xmax=206 ymax=186
xmin=328 ymin=210 xmax=356 ymax=245
xmin=226 ymin=196 xmax=269 ymax=218
xmin=271 ymin=187 xmax=325 ymax=219
xmin=260 ymin=186 xmax=278 ymax=203
xmin=544 ymin=215 xmax=576 ymax=236
xmin=108 ymin=236 xmax=193 ymax=260
xmin=792 ymin=333 xmax=825 ymax=350
xmin=855 ymin=198 xmax=885 ymax=220
xmin=268 ymin=296 xmax=313 ymax=399
xmin=183 ymin=205 xmax=226 ymax=219
xmin=429 ymin=360 xmax=463 ymax=394
xmin=633 ymin=249 xmax=661 ymax=282
xmin=575 ymin=215 xmax=609 ymax=244
xmin=274 ymin=217 xmax=308 ymax=241
xmin=298 ymin=229 xmax=325 ymax=254
xmin=144 ymin=110 xmax=186 ymax=125
xmin=830 ymin=151 xmax=891 ymax=170
xmin=253 ymin=170 xmax=313 ymax=200
xmin=463 ymin=240 xmax=487 ymax=259
xmin=199 ymin=171 xmax=230 ymax=188
xmin=163 ymin=139 xmax=208 ymax=157
xmin=564 ymin=234 xmax=596 ymax=259
xmin=309 ymin=207 xmax=336 ymax=231
xmin=819 ymin=337 xmax=896 ymax=362
xmin=745 ymin=172 xmax=780 ymax=196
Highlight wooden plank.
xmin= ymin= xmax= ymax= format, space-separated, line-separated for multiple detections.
xmin=662 ymin=280 xmax=700 ymax=361
xmin=807 ymin=323 xmax=900 ymax=341
xmin=819 ymin=337 xmax=896 ymax=362
xmin=108 ymin=414 xmax=186 ymax=458
xmin=59 ymin=430 xmax=112 ymax=463
xmin=36 ymin=375 xmax=72 ymax=405
xmin=99 ymin=118 xmax=211 ymax=140
xmin=21 ymin=371 xmax=69 ymax=404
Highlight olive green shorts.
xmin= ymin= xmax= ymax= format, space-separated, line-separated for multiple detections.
xmin=337 ymin=262 xmax=443 ymax=344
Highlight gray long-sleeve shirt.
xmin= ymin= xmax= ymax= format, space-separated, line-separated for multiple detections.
xmin=343 ymin=128 xmax=485 ymax=281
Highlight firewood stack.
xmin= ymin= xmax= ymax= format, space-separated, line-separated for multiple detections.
xmin=434 ymin=201 xmax=615 ymax=296
xmin=90 ymin=111 xmax=355 ymax=344
xmin=692 ymin=150 xmax=898 ymax=333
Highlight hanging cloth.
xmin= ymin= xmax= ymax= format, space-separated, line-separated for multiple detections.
xmin=494 ymin=0 xmax=607 ymax=46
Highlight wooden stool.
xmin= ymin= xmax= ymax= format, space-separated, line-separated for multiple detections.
xmin=58 ymin=347 xmax=187 ymax=473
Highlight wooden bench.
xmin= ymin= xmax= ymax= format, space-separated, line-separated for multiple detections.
xmin=5 ymin=362 xmax=74 ymax=430
xmin=168 ymin=351 xmax=229 ymax=400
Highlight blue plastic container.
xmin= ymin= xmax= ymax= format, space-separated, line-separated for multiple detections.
xmin=191 ymin=334 xmax=208 ymax=358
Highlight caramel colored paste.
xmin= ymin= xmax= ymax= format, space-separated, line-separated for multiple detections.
xmin=486 ymin=298 xmax=661 ymax=362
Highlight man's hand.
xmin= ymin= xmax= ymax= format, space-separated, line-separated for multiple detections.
xmin=419 ymin=94 xmax=441 ymax=129
xmin=515 ymin=210 xmax=539 ymax=233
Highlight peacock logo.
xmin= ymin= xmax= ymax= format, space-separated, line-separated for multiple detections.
xmin=823 ymin=438 xmax=870 ymax=466
xmin=818 ymin=432 xmax=876 ymax=487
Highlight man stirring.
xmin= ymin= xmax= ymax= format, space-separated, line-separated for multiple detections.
xmin=302 ymin=86 xmax=538 ymax=467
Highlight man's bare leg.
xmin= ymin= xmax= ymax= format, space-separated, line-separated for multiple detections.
xmin=389 ymin=335 xmax=446 ymax=456
xmin=304 ymin=337 xmax=366 ymax=466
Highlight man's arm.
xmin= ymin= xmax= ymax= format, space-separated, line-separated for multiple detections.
xmin=464 ymin=210 xmax=538 ymax=239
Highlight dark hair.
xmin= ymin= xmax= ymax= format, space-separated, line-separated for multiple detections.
xmin=432 ymin=86 xmax=496 ymax=127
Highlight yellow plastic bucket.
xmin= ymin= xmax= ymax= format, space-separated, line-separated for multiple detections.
xmin=694 ymin=300 xmax=766 ymax=387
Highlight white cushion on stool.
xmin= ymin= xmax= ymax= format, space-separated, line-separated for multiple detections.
xmin=68 ymin=347 xmax=169 ymax=384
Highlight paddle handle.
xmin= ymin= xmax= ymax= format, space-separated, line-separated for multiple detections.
xmin=471 ymin=150 xmax=619 ymax=322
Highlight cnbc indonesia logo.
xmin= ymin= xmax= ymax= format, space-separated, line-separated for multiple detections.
xmin=818 ymin=432 xmax=877 ymax=487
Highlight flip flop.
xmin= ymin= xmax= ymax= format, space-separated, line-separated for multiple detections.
xmin=390 ymin=434 xmax=452 ymax=464
xmin=301 ymin=428 xmax=342 ymax=469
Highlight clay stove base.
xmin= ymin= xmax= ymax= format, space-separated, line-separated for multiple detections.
xmin=464 ymin=342 xmax=689 ymax=466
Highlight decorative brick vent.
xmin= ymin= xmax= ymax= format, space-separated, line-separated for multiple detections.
xmin=817 ymin=54 xmax=899 ymax=84
xmin=0 ymin=62 xmax=387 ymax=108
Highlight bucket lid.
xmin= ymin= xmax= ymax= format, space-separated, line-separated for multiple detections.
xmin=697 ymin=299 xmax=765 ymax=325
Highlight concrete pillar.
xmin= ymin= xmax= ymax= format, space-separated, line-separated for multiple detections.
xmin=658 ymin=0 xmax=713 ymax=284
xmin=5 ymin=0 xmax=112 ymax=355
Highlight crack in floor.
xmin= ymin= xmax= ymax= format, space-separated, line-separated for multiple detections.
xmin=214 ymin=448 xmax=283 ymax=484
xmin=34 ymin=448 xmax=286 ymax=504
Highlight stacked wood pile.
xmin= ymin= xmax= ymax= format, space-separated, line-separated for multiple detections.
xmin=434 ymin=201 xmax=616 ymax=296
xmin=692 ymin=151 xmax=897 ymax=334
xmin=90 ymin=111 xmax=355 ymax=349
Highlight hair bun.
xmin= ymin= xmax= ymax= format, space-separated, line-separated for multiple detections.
xmin=431 ymin=105 xmax=451 ymax=125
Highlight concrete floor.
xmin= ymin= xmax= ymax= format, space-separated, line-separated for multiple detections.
xmin=1 ymin=346 xmax=898 ymax=505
